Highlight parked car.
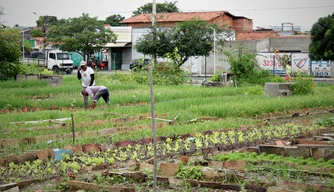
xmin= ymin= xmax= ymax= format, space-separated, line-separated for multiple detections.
xmin=129 ymin=57 xmax=167 ymax=71
xmin=129 ymin=58 xmax=151 ymax=71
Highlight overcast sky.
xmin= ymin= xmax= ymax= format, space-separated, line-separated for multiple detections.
xmin=1 ymin=0 xmax=333 ymax=31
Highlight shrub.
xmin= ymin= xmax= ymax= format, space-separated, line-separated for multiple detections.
xmin=0 ymin=29 xmax=24 ymax=80
xmin=132 ymin=62 xmax=189 ymax=85
xmin=19 ymin=64 xmax=53 ymax=75
xmin=292 ymin=75 xmax=314 ymax=95
xmin=0 ymin=62 xmax=22 ymax=81
xmin=110 ymin=73 xmax=134 ymax=82
xmin=223 ymin=44 xmax=259 ymax=80
xmin=316 ymin=115 xmax=334 ymax=127
xmin=238 ymin=70 xmax=284 ymax=86
xmin=209 ymin=70 xmax=226 ymax=82
xmin=269 ymin=75 xmax=285 ymax=83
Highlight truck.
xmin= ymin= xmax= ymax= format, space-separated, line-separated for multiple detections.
xmin=45 ymin=50 xmax=74 ymax=74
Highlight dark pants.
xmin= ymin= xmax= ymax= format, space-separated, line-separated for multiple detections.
xmin=93 ymin=88 xmax=110 ymax=104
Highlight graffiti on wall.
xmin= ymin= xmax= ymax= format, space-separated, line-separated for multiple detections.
xmin=257 ymin=53 xmax=332 ymax=77
xmin=256 ymin=53 xmax=287 ymax=75
xmin=309 ymin=60 xmax=331 ymax=77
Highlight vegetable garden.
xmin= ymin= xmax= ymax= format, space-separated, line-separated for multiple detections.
xmin=0 ymin=72 xmax=333 ymax=191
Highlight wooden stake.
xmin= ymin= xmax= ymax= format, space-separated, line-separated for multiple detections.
xmin=71 ymin=113 xmax=75 ymax=145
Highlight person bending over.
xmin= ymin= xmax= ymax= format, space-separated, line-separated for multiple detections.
xmin=81 ymin=86 xmax=110 ymax=109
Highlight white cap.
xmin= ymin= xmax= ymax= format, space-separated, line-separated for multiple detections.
xmin=80 ymin=61 xmax=87 ymax=66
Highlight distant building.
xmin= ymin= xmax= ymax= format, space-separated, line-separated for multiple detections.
xmin=268 ymin=22 xmax=302 ymax=36
xmin=120 ymin=11 xmax=253 ymax=33
xmin=112 ymin=11 xmax=253 ymax=71
xmin=236 ymin=27 xmax=279 ymax=40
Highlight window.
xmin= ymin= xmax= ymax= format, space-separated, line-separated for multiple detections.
xmin=57 ymin=53 xmax=70 ymax=60
xmin=50 ymin=53 xmax=56 ymax=59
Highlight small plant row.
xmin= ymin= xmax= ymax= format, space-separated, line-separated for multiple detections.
xmin=0 ymin=123 xmax=323 ymax=184
xmin=212 ymin=152 xmax=334 ymax=188
xmin=108 ymin=123 xmax=322 ymax=162
xmin=213 ymin=152 xmax=334 ymax=170
xmin=0 ymin=112 xmax=169 ymax=155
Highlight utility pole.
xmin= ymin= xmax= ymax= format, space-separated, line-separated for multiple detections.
xmin=209 ymin=27 xmax=216 ymax=75
xmin=42 ymin=15 xmax=48 ymax=67
xmin=22 ymin=30 xmax=25 ymax=64
xmin=151 ymin=1 xmax=158 ymax=192
xmin=42 ymin=16 xmax=47 ymax=53
xmin=21 ymin=29 xmax=30 ymax=64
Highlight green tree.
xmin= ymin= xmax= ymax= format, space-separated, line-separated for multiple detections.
xmin=0 ymin=28 xmax=23 ymax=80
xmin=31 ymin=28 xmax=43 ymax=37
xmin=47 ymin=13 xmax=117 ymax=59
xmin=223 ymin=44 xmax=260 ymax=86
xmin=135 ymin=19 xmax=230 ymax=68
xmin=132 ymin=1 xmax=180 ymax=16
xmin=105 ymin=14 xmax=125 ymax=26
xmin=309 ymin=12 xmax=334 ymax=60
xmin=36 ymin=15 xmax=58 ymax=27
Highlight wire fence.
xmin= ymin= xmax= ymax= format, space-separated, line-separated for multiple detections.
xmin=22 ymin=58 xmax=46 ymax=67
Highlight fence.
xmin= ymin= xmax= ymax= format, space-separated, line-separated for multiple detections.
xmin=16 ymin=74 xmax=62 ymax=86
xmin=22 ymin=58 xmax=46 ymax=67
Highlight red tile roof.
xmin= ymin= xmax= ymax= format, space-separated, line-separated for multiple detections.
xmin=236 ymin=31 xmax=280 ymax=40
xmin=121 ymin=11 xmax=251 ymax=24
xmin=275 ymin=35 xmax=310 ymax=39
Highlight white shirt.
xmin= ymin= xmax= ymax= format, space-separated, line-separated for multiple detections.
xmin=80 ymin=67 xmax=95 ymax=87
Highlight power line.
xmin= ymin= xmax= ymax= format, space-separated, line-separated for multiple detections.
xmin=98 ymin=5 xmax=334 ymax=14
xmin=224 ymin=5 xmax=334 ymax=11
xmin=1 ymin=17 xmax=37 ymax=23
xmin=3 ymin=4 xmax=334 ymax=17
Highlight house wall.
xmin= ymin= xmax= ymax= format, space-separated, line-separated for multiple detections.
xmin=268 ymin=37 xmax=310 ymax=52
xmin=121 ymin=47 xmax=132 ymax=70
xmin=196 ymin=40 xmax=258 ymax=75
xmin=222 ymin=15 xmax=234 ymax=27
xmin=257 ymin=38 xmax=271 ymax=52
xmin=232 ymin=18 xmax=253 ymax=32
xmin=131 ymin=28 xmax=151 ymax=61
xmin=127 ymin=23 xmax=151 ymax=28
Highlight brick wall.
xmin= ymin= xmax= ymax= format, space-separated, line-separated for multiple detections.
xmin=222 ymin=15 xmax=234 ymax=28
xmin=124 ymin=13 xmax=253 ymax=32
xmin=232 ymin=18 xmax=253 ymax=32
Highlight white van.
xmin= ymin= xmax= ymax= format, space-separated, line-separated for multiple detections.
xmin=45 ymin=50 xmax=74 ymax=74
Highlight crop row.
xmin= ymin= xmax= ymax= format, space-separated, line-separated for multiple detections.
xmin=0 ymin=123 xmax=324 ymax=184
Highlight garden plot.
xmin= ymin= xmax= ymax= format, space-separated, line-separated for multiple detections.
xmin=1 ymin=75 xmax=334 ymax=191
xmin=1 ymin=115 xmax=333 ymax=191
xmin=0 ymin=112 xmax=173 ymax=156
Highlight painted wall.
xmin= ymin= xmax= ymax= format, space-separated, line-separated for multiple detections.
xmin=268 ymin=37 xmax=310 ymax=52
xmin=256 ymin=53 xmax=332 ymax=77
xmin=121 ymin=47 xmax=132 ymax=70
xmin=256 ymin=38 xmax=271 ymax=52
xmin=131 ymin=28 xmax=151 ymax=60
